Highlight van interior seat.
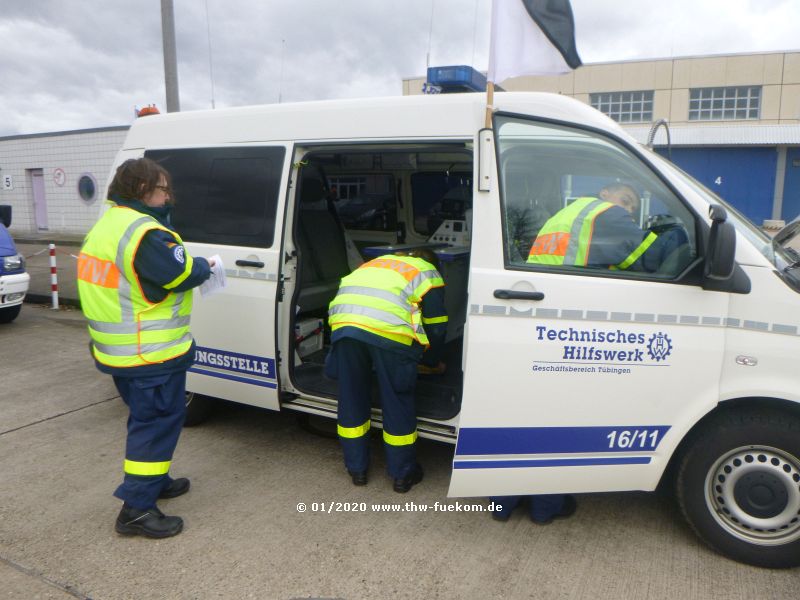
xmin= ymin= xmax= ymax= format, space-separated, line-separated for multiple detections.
xmin=295 ymin=177 xmax=352 ymax=313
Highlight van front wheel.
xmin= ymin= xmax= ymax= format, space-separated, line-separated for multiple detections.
xmin=0 ymin=304 xmax=21 ymax=323
xmin=676 ymin=408 xmax=800 ymax=568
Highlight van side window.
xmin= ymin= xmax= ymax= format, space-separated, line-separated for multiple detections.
xmin=329 ymin=174 xmax=397 ymax=232
xmin=411 ymin=172 xmax=472 ymax=236
xmin=146 ymin=147 xmax=285 ymax=248
xmin=496 ymin=117 xmax=697 ymax=278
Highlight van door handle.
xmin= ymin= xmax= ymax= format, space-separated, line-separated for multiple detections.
xmin=493 ymin=289 xmax=545 ymax=301
xmin=235 ymin=259 xmax=265 ymax=268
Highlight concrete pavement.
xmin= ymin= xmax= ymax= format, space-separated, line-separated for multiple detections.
xmin=1 ymin=305 xmax=798 ymax=599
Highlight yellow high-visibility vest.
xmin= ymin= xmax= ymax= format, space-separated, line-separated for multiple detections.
xmin=328 ymin=254 xmax=446 ymax=347
xmin=78 ymin=204 xmax=195 ymax=367
xmin=528 ymin=197 xmax=657 ymax=269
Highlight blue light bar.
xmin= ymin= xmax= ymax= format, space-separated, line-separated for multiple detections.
xmin=426 ymin=65 xmax=486 ymax=93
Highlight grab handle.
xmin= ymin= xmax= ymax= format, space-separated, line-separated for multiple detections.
xmin=493 ymin=289 xmax=545 ymax=301
xmin=236 ymin=259 xmax=265 ymax=268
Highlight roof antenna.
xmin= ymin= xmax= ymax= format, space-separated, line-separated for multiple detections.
xmin=204 ymin=0 xmax=216 ymax=109
xmin=426 ymin=0 xmax=436 ymax=69
xmin=278 ymin=39 xmax=286 ymax=103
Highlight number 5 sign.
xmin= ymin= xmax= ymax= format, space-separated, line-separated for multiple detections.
xmin=2 ymin=175 xmax=12 ymax=190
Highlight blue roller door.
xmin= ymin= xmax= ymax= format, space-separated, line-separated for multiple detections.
xmin=656 ymin=147 xmax=776 ymax=225
xmin=781 ymin=147 xmax=800 ymax=222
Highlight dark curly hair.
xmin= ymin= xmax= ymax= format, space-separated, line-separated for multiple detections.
xmin=108 ymin=158 xmax=174 ymax=203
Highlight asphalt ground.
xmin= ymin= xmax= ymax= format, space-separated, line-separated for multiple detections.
xmin=1 ymin=305 xmax=798 ymax=599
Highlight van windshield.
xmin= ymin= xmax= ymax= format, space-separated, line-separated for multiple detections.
xmin=649 ymin=153 xmax=777 ymax=262
xmin=651 ymin=152 xmax=800 ymax=290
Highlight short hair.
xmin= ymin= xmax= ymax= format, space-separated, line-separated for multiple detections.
xmin=601 ymin=182 xmax=639 ymax=199
xmin=108 ymin=158 xmax=173 ymax=203
xmin=408 ymin=248 xmax=440 ymax=271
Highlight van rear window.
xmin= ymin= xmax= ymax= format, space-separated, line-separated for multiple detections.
xmin=146 ymin=147 xmax=285 ymax=248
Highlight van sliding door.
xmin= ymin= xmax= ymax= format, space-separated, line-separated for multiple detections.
xmin=146 ymin=145 xmax=293 ymax=411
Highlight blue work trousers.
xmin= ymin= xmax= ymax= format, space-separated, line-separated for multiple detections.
xmin=112 ymin=372 xmax=187 ymax=509
xmin=328 ymin=338 xmax=418 ymax=479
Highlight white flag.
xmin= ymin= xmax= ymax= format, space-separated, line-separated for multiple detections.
xmin=488 ymin=0 xmax=582 ymax=83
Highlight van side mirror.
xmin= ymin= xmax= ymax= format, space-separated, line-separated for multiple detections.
xmin=0 ymin=205 xmax=11 ymax=228
xmin=704 ymin=204 xmax=736 ymax=281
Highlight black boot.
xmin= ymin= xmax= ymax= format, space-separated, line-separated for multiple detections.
xmin=159 ymin=477 xmax=191 ymax=499
xmin=348 ymin=471 xmax=368 ymax=486
xmin=393 ymin=463 xmax=424 ymax=493
xmin=115 ymin=504 xmax=183 ymax=538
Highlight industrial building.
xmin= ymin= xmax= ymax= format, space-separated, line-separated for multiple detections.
xmin=406 ymin=50 xmax=800 ymax=226
xmin=1 ymin=50 xmax=798 ymax=236
xmin=0 ymin=127 xmax=128 ymax=235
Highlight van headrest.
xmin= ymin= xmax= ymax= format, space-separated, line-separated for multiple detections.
xmin=300 ymin=178 xmax=326 ymax=204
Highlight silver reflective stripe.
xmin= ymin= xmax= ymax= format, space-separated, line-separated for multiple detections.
xmin=115 ymin=216 xmax=153 ymax=323
xmin=93 ymin=333 xmax=193 ymax=357
xmin=563 ymin=200 xmax=606 ymax=265
xmin=336 ymin=285 xmax=408 ymax=310
xmin=329 ymin=303 xmax=411 ymax=329
xmin=402 ymin=269 xmax=442 ymax=299
xmin=171 ymin=292 xmax=184 ymax=319
xmin=88 ymin=316 xmax=191 ymax=334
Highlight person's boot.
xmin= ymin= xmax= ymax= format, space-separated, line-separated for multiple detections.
xmin=348 ymin=470 xmax=368 ymax=486
xmin=393 ymin=463 xmax=424 ymax=493
xmin=115 ymin=504 xmax=183 ymax=538
xmin=530 ymin=495 xmax=577 ymax=525
xmin=159 ymin=477 xmax=190 ymax=499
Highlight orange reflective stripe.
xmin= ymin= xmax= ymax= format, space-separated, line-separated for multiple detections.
xmin=77 ymin=252 xmax=120 ymax=289
xmin=528 ymin=232 xmax=570 ymax=257
xmin=366 ymin=258 xmax=420 ymax=282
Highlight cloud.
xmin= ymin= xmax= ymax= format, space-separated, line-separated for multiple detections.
xmin=0 ymin=0 xmax=798 ymax=136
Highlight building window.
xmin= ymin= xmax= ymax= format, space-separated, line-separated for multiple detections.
xmin=77 ymin=173 xmax=97 ymax=204
xmin=590 ymin=91 xmax=653 ymax=123
xmin=689 ymin=86 xmax=761 ymax=121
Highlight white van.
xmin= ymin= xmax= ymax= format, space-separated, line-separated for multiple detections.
xmin=110 ymin=92 xmax=800 ymax=568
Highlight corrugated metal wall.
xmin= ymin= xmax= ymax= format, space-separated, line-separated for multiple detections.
xmin=782 ymin=148 xmax=800 ymax=222
xmin=656 ymin=147 xmax=777 ymax=225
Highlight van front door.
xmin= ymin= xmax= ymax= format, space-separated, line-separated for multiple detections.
xmin=450 ymin=117 xmax=727 ymax=497
xmin=146 ymin=145 xmax=292 ymax=411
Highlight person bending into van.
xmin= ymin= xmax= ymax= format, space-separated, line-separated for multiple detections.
xmin=527 ymin=183 xmax=659 ymax=271
xmin=326 ymin=249 xmax=447 ymax=492
xmin=77 ymin=158 xmax=214 ymax=539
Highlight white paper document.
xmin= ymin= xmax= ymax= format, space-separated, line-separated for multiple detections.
xmin=199 ymin=254 xmax=227 ymax=297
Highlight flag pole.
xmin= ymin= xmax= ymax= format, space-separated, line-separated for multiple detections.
xmin=484 ymin=80 xmax=494 ymax=129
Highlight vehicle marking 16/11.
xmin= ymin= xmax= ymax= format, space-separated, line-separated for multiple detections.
xmin=606 ymin=429 xmax=662 ymax=450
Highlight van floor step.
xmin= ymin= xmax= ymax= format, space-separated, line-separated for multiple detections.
xmin=292 ymin=362 xmax=462 ymax=421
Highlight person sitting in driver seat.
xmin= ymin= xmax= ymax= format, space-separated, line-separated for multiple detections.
xmin=527 ymin=183 xmax=665 ymax=271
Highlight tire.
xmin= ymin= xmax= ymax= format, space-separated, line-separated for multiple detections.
xmin=676 ymin=407 xmax=800 ymax=568
xmin=184 ymin=391 xmax=215 ymax=427
xmin=0 ymin=304 xmax=21 ymax=324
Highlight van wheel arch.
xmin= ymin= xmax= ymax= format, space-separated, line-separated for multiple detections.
xmin=671 ymin=402 xmax=800 ymax=568
xmin=658 ymin=398 xmax=800 ymax=495
xmin=184 ymin=391 xmax=215 ymax=427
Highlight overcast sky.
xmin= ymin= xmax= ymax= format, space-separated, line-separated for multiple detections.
xmin=1 ymin=0 xmax=798 ymax=137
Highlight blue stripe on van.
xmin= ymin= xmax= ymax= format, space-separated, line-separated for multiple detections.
xmin=453 ymin=456 xmax=652 ymax=469
xmin=188 ymin=367 xmax=278 ymax=389
xmin=455 ymin=426 xmax=670 ymax=456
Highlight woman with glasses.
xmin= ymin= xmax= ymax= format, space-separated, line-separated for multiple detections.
xmin=77 ymin=157 xmax=214 ymax=539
